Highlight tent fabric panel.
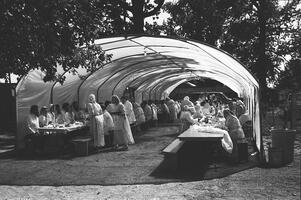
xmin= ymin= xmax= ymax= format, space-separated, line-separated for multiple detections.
xmin=132 ymin=37 xmax=201 ymax=52
xmin=52 ymin=66 xmax=90 ymax=105
xmin=188 ymin=41 xmax=259 ymax=87
xmin=98 ymin=59 xmax=181 ymax=101
xmin=112 ymin=63 xmax=180 ymax=97
xmin=16 ymin=70 xmax=54 ymax=148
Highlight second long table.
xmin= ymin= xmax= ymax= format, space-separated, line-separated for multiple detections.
xmin=176 ymin=125 xmax=225 ymax=170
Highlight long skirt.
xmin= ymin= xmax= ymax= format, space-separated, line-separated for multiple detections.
xmin=90 ymin=115 xmax=105 ymax=147
xmin=112 ymin=115 xmax=135 ymax=145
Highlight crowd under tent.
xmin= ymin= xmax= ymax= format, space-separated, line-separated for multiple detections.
xmin=16 ymin=35 xmax=261 ymax=153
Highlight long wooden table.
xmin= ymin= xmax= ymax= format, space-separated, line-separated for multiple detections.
xmin=38 ymin=123 xmax=87 ymax=135
xmin=178 ymin=130 xmax=224 ymax=141
xmin=36 ymin=123 xmax=88 ymax=154
xmin=176 ymin=125 xmax=225 ymax=170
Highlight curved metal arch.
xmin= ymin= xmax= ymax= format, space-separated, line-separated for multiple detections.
xmin=138 ymin=65 xmax=243 ymax=101
xmin=77 ymin=52 xmax=157 ymax=103
xmin=149 ymin=70 xmax=242 ymax=101
xmin=183 ymin=40 xmax=255 ymax=85
xmin=111 ymin=61 xmax=181 ymax=95
xmin=95 ymin=56 xmax=171 ymax=100
xmin=127 ymin=34 xmax=259 ymax=85
xmin=146 ymin=73 xmax=198 ymax=100
xmin=154 ymin=78 xmax=196 ymax=100
xmin=150 ymin=76 xmax=197 ymax=100
xmin=134 ymin=70 xmax=198 ymax=101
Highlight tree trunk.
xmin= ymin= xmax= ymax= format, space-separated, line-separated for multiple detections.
xmin=256 ymin=0 xmax=268 ymax=90
xmin=131 ymin=0 xmax=145 ymax=33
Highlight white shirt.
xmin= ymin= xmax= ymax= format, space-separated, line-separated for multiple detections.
xmin=26 ymin=114 xmax=39 ymax=134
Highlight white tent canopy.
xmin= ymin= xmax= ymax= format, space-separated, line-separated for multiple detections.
xmin=16 ymin=35 xmax=261 ymax=151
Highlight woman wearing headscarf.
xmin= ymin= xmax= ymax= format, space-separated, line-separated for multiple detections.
xmin=223 ymin=109 xmax=245 ymax=162
xmin=62 ymin=102 xmax=74 ymax=125
xmin=87 ymin=94 xmax=105 ymax=148
xmin=181 ymin=96 xmax=194 ymax=110
xmin=107 ymin=95 xmax=134 ymax=150
xmin=193 ymin=103 xmax=203 ymax=119
xmin=54 ymin=104 xmax=64 ymax=124
xmin=133 ymin=102 xmax=146 ymax=125
xmin=39 ymin=106 xmax=48 ymax=127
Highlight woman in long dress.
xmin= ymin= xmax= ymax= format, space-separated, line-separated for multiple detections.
xmin=107 ymin=95 xmax=134 ymax=150
xmin=87 ymin=94 xmax=105 ymax=148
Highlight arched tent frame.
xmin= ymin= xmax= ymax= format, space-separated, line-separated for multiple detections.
xmin=16 ymin=35 xmax=261 ymax=153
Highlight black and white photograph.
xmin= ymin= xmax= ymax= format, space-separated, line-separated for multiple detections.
xmin=0 ymin=0 xmax=300 ymax=199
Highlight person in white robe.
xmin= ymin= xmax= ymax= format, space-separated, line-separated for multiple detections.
xmin=107 ymin=95 xmax=134 ymax=150
xmin=121 ymin=96 xmax=136 ymax=125
xmin=87 ymin=94 xmax=105 ymax=148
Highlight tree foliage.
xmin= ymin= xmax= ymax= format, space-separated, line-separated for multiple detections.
xmin=157 ymin=0 xmax=301 ymax=90
xmin=0 ymin=0 xmax=112 ymax=83
xmin=276 ymin=59 xmax=301 ymax=91
xmin=118 ymin=0 xmax=165 ymax=33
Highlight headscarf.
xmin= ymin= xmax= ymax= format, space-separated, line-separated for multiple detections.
xmin=184 ymin=96 xmax=189 ymax=101
xmin=223 ymin=108 xmax=232 ymax=118
xmin=183 ymin=105 xmax=189 ymax=111
xmin=89 ymin=94 xmax=96 ymax=103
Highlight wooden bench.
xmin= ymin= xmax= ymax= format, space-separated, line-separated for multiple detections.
xmin=162 ymin=139 xmax=185 ymax=171
xmin=71 ymin=138 xmax=92 ymax=156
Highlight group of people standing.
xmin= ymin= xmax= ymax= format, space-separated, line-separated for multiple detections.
xmin=87 ymin=94 xmax=134 ymax=151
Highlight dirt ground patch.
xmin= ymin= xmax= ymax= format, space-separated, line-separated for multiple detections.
xmin=0 ymin=155 xmax=299 ymax=200
xmin=0 ymin=121 xmax=300 ymax=199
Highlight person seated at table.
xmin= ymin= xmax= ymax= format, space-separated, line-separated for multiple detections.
xmin=223 ymin=109 xmax=245 ymax=163
xmin=101 ymin=103 xmax=114 ymax=147
xmin=47 ymin=104 xmax=55 ymax=125
xmin=181 ymin=96 xmax=194 ymax=111
xmin=54 ymin=104 xmax=65 ymax=124
xmin=180 ymin=105 xmax=198 ymax=130
xmin=237 ymin=105 xmax=252 ymax=138
xmin=62 ymin=102 xmax=75 ymax=125
xmin=24 ymin=105 xmax=43 ymax=153
xmin=200 ymin=101 xmax=209 ymax=115
xmin=71 ymin=101 xmax=86 ymax=122
xmin=228 ymin=99 xmax=238 ymax=116
xmin=39 ymin=106 xmax=48 ymax=127
xmin=193 ymin=102 xmax=203 ymax=119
